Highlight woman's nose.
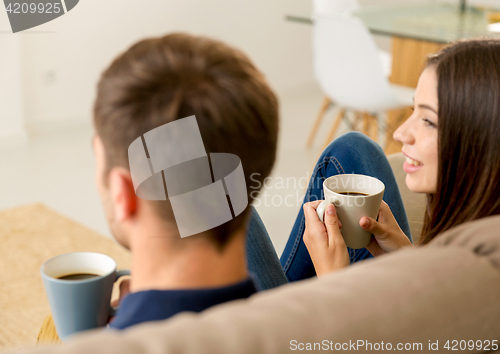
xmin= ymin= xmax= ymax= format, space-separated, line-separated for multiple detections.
xmin=393 ymin=116 xmax=414 ymax=146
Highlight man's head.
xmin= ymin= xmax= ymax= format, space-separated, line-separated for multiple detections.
xmin=93 ymin=33 xmax=279 ymax=251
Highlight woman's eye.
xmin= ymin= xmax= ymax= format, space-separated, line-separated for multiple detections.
xmin=422 ymin=118 xmax=436 ymax=128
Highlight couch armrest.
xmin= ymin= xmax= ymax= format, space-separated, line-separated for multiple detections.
xmin=19 ymin=221 xmax=500 ymax=354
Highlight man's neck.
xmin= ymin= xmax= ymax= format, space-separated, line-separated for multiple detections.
xmin=128 ymin=227 xmax=248 ymax=293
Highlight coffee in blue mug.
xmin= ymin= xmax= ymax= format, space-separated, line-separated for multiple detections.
xmin=40 ymin=252 xmax=129 ymax=341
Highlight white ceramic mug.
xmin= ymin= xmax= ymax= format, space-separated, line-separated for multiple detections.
xmin=316 ymin=174 xmax=385 ymax=249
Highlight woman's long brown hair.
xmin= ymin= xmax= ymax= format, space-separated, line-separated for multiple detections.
xmin=420 ymin=39 xmax=500 ymax=244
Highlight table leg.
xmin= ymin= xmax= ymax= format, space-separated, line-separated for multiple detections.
xmin=307 ymin=96 xmax=331 ymax=148
xmin=322 ymin=108 xmax=345 ymax=150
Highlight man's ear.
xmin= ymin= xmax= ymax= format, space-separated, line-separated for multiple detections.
xmin=108 ymin=168 xmax=138 ymax=222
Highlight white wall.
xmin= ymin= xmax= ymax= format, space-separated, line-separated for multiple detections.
xmin=18 ymin=0 xmax=315 ymax=127
xmin=7 ymin=0 xmax=497 ymax=131
xmin=0 ymin=11 xmax=26 ymax=146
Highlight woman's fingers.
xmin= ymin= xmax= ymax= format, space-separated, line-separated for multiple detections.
xmin=303 ymin=201 xmax=350 ymax=274
xmin=303 ymin=201 xmax=326 ymax=230
xmin=303 ymin=201 xmax=327 ymax=246
xmin=324 ymin=204 xmax=344 ymax=248
xmin=309 ymin=200 xmax=324 ymax=208
xmin=379 ymin=200 xmax=390 ymax=212
xmin=365 ymin=236 xmax=385 ymax=257
xmin=359 ymin=216 xmax=387 ymax=238
xmin=360 ymin=201 xmax=413 ymax=254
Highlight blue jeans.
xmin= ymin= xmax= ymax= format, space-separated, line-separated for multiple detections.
xmin=246 ymin=132 xmax=412 ymax=291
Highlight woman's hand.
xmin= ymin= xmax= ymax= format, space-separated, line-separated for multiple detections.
xmin=303 ymin=200 xmax=350 ymax=276
xmin=360 ymin=201 xmax=413 ymax=257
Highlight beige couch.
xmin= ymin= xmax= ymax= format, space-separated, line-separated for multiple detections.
xmin=15 ymin=153 xmax=500 ymax=354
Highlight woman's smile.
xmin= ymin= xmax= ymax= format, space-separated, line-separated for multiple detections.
xmin=402 ymin=152 xmax=423 ymax=173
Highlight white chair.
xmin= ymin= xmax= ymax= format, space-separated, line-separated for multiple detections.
xmin=307 ymin=14 xmax=414 ymax=150
xmin=311 ymin=0 xmax=391 ymax=77
xmin=312 ymin=0 xmax=360 ymax=16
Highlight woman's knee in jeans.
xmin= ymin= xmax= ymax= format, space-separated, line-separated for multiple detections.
xmin=322 ymin=131 xmax=384 ymax=161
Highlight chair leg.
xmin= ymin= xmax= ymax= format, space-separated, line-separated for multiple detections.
xmin=371 ymin=114 xmax=378 ymax=143
xmin=384 ymin=110 xmax=407 ymax=154
xmin=353 ymin=112 xmax=363 ymax=131
xmin=384 ymin=136 xmax=394 ymax=154
xmin=363 ymin=112 xmax=370 ymax=136
xmin=322 ymin=108 xmax=345 ymax=150
xmin=362 ymin=112 xmax=378 ymax=142
xmin=307 ymin=96 xmax=332 ymax=148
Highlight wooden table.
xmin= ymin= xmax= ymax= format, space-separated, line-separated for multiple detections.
xmin=0 ymin=204 xmax=130 ymax=349
xmin=286 ymin=3 xmax=500 ymax=154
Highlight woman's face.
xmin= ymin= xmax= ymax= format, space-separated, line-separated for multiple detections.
xmin=393 ymin=66 xmax=439 ymax=194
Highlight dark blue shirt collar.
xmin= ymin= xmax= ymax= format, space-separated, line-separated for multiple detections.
xmin=109 ymin=277 xmax=257 ymax=330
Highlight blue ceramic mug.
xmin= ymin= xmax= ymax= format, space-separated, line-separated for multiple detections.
xmin=40 ymin=252 xmax=130 ymax=341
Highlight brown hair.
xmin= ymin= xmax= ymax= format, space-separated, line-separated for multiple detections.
xmin=420 ymin=38 xmax=500 ymax=244
xmin=93 ymin=33 xmax=279 ymax=249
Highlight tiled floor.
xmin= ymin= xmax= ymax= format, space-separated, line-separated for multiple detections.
xmin=0 ymin=82 xmax=375 ymax=257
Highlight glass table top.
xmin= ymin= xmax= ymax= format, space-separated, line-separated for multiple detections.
xmin=286 ymin=3 xmax=500 ymax=43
